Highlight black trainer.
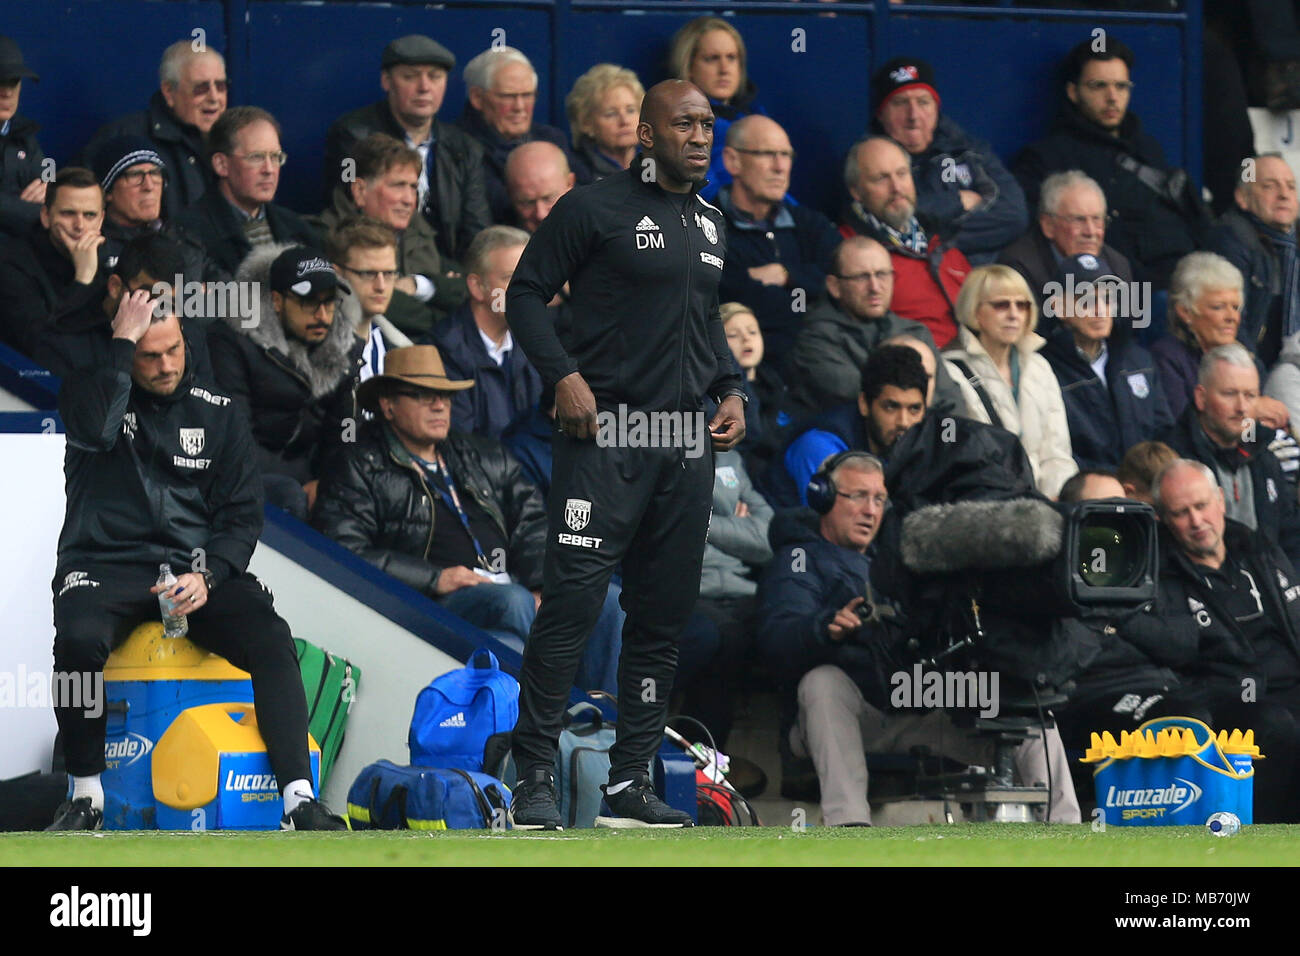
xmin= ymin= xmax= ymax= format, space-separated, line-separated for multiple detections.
xmin=595 ymin=775 xmax=694 ymax=828
xmin=510 ymin=768 xmax=564 ymax=831
xmin=46 ymin=797 xmax=103 ymax=832
xmin=281 ymin=798 xmax=349 ymax=831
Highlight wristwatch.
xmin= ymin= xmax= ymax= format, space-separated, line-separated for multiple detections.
xmin=201 ymin=568 xmax=216 ymax=593
xmin=715 ymin=387 xmax=749 ymax=407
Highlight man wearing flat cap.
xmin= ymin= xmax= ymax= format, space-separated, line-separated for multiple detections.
xmin=869 ymin=56 xmax=1027 ymax=264
xmin=323 ymin=35 xmax=491 ymax=264
xmin=313 ymin=344 xmax=629 ymax=681
xmin=0 ymin=34 xmax=47 ymax=238
xmin=208 ymin=244 xmax=363 ymax=519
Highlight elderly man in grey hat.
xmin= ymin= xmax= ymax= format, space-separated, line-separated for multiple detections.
xmin=323 ymin=35 xmax=490 ymax=264
xmin=0 ymin=35 xmax=46 ymax=238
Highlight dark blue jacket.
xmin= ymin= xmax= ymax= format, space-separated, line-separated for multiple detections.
xmin=500 ymin=404 xmax=553 ymax=499
xmin=0 ymin=113 xmax=45 ymax=238
xmin=431 ymin=303 xmax=543 ymax=440
xmin=756 ymin=508 xmax=904 ymax=707
xmin=1165 ymin=403 xmax=1300 ymax=570
xmin=877 ymin=113 xmax=1028 ymax=265
xmin=716 ymin=186 xmax=840 ymax=373
xmin=1041 ymin=328 xmax=1172 ymax=470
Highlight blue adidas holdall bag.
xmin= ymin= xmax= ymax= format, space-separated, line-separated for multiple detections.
xmin=346 ymin=760 xmax=511 ymax=830
xmin=409 ymin=649 xmax=519 ymax=771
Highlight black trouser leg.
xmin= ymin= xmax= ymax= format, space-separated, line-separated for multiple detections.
xmin=186 ymin=574 xmax=312 ymax=791
xmin=52 ymin=565 xmax=157 ymax=777
xmin=511 ymin=436 xmax=648 ymax=775
xmin=609 ymin=445 xmax=713 ymax=783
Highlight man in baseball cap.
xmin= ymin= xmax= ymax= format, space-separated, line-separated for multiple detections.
xmin=0 ymin=35 xmax=47 ymax=237
xmin=869 ymin=55 xmax=1027 ymax=263
xmin=323 ymin=34 xmax=492 ymax=264
xmin=207 ymin=243 xmax=362 ymax=519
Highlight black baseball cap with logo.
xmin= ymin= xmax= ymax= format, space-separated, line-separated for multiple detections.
xmin=269 ymin=246 xmax=351 ymax=297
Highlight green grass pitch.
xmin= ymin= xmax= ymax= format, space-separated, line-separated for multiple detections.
xmin=5 ymin=824 xmax=1299 ymax=866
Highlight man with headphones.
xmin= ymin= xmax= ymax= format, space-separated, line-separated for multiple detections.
xmin=757 ymin=450 xmax=1080 ymax=825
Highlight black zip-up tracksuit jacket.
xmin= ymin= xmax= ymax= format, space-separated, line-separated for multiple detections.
xmin=55 ymin=340 xmax=263 ymax=590
xmin=506 ymin=165 xmax=742 ymax=413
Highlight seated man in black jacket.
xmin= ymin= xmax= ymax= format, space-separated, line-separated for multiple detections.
xmin=208 ymin=244 xmax=362 ymax=520
xmin=46 ymin=293 xmax=344 ymax=831
xmin=312 ymin=345 xmax=625 ymax=689
xmin=1151 ymin=459 xmax=1300 ymax=822
xmin=757 ymin=451 xmax=1078 ymax=825
xmin=0 ymin=167 xmax=118 ymax=360
xmin=0 ymin=35 xmax=47 ymax=238
xmin=1164 ymin=343 xmax=1300 ymax=568
xmin=174 ymin=107 xmax=318 ymax=279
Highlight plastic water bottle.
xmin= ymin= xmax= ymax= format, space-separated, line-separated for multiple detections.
xmin=157 ymin=563 xmax=188 ymax=638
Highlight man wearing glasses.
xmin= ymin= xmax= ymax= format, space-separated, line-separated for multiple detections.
xmin=1152 ymin=459 xmax=1300 ymax=822
xmin=715 ymin=114 xmax=839 ymax=375
xmin=792 ymin=235 xmax=958 ymax=413
xmin=1013 ymin=36 xmax=1208 ymax=291
xmin=208 ymin=245 xmax=363 ymax=519
xmin=175 ymin=107 xmax=318 ymax=279
xmin=91 ymin=135 xmax=218 ymax=284
xmin=78 ymin=40 xmax=229 ymax=221
xmin=998 ymin=170 xmax=1133 ymax=332
xmin=457 ymin=46 xmax=579 ymax=223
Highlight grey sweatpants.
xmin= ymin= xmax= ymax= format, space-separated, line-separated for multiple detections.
xmin=792 ymin=665 xmax=1081 ymax=825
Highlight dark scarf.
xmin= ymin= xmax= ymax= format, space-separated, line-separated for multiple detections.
xmin=1249 ymin=210 xmax=1300 ymax=338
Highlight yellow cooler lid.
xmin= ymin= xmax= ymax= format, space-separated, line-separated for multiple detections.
xmin=104 ymin=622 xmax=250 ymax=682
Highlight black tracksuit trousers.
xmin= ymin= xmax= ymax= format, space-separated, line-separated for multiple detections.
xmin=512 ymin=433 xmax=714 ymax=783
xmin=52 ymin=563 xmax=313 ymax=789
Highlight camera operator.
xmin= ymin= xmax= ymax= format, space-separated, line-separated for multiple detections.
xmin=756 ymin=451 xmax=1079 ymax=826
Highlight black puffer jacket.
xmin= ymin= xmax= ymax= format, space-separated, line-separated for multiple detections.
xmin=207 ymin=244 xmax=362 ymax=484
xmin=77 ymin=92 xmax=213 ymax=223
xmin=312 ymin=420 xmax=547 ymax=595
xmin=0 ymin=113 xmax=45 ymax=237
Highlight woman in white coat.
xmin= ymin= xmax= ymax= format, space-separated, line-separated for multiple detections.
xmin=942 ymin=264 xmax=1078 ymax=498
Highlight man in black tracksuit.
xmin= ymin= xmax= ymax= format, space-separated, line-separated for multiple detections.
xmin=505 ymin=81 xmax=746 ymax=828
xmin=45 ymin=290 xmax=346 ymax=831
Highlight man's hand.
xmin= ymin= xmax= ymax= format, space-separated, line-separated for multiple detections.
xmin=531 ymin=589 xmax=542 ymax=611
xmin=433 ymin=565 xmax=482 ymax=596
xmin=748 ymin=263 xmax=789 ymax=287
xmin=111 ymin=289 xmax=157 ymax=343
xmin=151 ymin=572 xmax=208 ymax=613
xmin=554 ymin=371 xmax=599 ymax=440
xmin=734 ymin=499 xmax=750 ymax=518
xmin=394 ymin=275 xmax=418 ymax=296
xmin=1256 ymin=395 xmax=1290 ymax=432
xmin=958 ymin=189 xmax=983 ymax=211
xmin=709 ymin=395 xmax=746 ymax=451
xmin=828 ymin=596 xmax=865 ymax=641
xmin=68 ymin=232 xmax=106 ymax=285
xmin=19 ymin=178 xmax=46 ymax=204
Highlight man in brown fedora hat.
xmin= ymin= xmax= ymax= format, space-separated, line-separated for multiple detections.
xmin=313 ymin=344 xmax=628 ymax=672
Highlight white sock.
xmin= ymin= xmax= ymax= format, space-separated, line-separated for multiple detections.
xmin=605 ymin=779 xmax=633 ymax=797
xmin=282 ymin=778 xmax=314 ymax=816
xmin=71 ymin=774 xmax=104 ymax=811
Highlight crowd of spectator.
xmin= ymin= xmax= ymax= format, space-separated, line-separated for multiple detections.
xmin=7 ymin=17 xmax=1300 ymax=825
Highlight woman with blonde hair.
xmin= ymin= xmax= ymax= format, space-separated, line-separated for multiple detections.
xmin=668 ymin=17 xmax=765 ymax=200
xmin=565 ymin=64 xmax=645 ymax=180
xmin=943 ymin=264 xmax=1077 ymax=497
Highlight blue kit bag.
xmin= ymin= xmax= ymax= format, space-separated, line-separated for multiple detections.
xmin=409 ymin=649 xmax=519 ymax=772
xmin=346 ymin=760 xmax=511 ymax=830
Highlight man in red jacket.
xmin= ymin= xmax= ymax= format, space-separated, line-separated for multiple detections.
xmin=840 ymin=135 xmax=970 ymax=348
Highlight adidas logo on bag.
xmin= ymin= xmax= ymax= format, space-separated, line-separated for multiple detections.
xmin=439 ymin=712 xmax=468 ymax=728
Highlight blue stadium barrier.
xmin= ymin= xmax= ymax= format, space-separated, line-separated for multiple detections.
xmin=0 ymin=0 xmax=1202 ymax=219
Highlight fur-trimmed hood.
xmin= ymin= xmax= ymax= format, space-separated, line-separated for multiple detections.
xmin=229 ymin=242 xmax=358 ymax=398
